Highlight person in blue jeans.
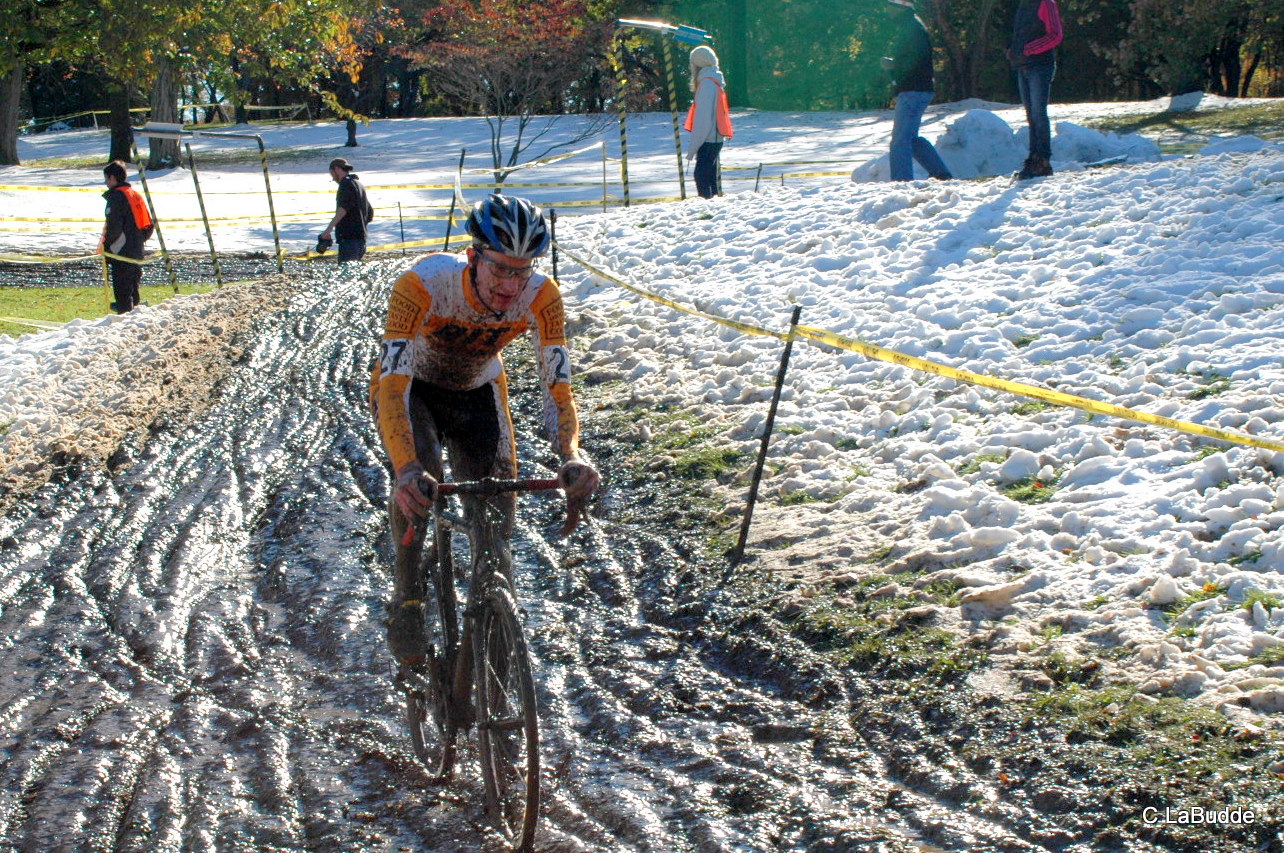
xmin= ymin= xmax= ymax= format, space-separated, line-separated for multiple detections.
xmin=1008 ymin=0 xmax=1063 ymax=179
xmin=882 ymin=0 xmax=952 ymax=182
xmin=685 ymin=45 xmax=733 ymax=198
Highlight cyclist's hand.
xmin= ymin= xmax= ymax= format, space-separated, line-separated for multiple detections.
xmin=557 ymin=460 xmax=599 ymax=535
xmin=394 ymin=461 xmax=436 ymax=520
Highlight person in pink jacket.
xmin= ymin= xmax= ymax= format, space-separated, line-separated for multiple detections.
xmin=1008 ymin=0 xmax=1063 ymax=179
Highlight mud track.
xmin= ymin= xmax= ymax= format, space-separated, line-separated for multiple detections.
xmin=0 ymin=262 xmax=1272 ymax=852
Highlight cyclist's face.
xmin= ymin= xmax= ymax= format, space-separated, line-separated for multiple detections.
xmin=471 ymin=249 xmax=534 ymax=312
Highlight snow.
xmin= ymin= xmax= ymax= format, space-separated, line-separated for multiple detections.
xmin=4 ymin=95 xmax=1284 ymax=719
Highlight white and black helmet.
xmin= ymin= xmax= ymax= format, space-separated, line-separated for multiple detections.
xmin=466 ymin=194 xmax=551 ymax=259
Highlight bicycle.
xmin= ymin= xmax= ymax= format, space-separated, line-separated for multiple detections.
xmin=394 ymin=474 xmax=565 ymax=853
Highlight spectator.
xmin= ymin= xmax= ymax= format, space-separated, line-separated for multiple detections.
xmin=99 ymin=160 xmax=152 ymax=313
xmin=684 ymin=45 xmax=733 ymax=199
xmin=882 ymin=0 xmax=952 ymax=181
xmin=1008 ymin=0 xmax=1063 ymax=179
xmin=321 ymin=158 xmax=374 ymax=261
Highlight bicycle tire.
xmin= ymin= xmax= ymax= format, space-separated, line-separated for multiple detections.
xmin=404 ymin=515 xmax=460 ymax=778
xmin=473 ymin=583 xmax=540 ymax=851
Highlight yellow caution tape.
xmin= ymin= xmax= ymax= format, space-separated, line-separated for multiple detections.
xmin=464 ymin=141 xmax=605 ymax=175
xmin=100 ymin=251 xmax=154 ymax=266
xmin=557 ymin=245 xmax=786 ymax=341
xmin=0 ymin=316 xmax=64 ymax=330
xmin=558 ymin=245 xmax=1284 ymax=454
xmin=0 ymin=251 xmax=101 ymax=264
xmin=0 ymin=185 xmax=101 ymax=193
xmin=2 ymin=216 xmax=103 ymax=224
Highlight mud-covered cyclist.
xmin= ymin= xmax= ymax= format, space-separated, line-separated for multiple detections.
xmin=370 ymin=194 xmax=600 ymax=664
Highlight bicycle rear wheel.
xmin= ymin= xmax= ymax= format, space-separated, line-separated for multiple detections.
xmin=404 ymin=516 xmax=460 ymax=778
xmin=473 ymin=583 xmax=540 ymax=851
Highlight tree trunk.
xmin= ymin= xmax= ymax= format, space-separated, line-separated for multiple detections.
xmin=148 ymin=56 xmax=181 ymax=169
xmin=345 ymin=118 xmax=358 ymax=146
xmin=0 ymin=63 xmax=22 ymax=166
xmin=108 ymin=83 xmax=134 ymax=162
xmin=1241 ymin=51 xmax=1260 ymax=96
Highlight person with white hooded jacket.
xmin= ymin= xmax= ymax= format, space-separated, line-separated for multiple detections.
xmin=684 ymin=45 xmax=733 ymax=198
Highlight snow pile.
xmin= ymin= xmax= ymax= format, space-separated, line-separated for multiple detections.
xmin=851 ymin=108 xmax=1163 ymax=181
xmin=0 ymin=278 xmax=294 ymax=506
xmin=558 ymin=145 xmax=1284 ymax=721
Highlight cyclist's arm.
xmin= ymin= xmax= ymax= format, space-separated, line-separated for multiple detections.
xmin=375 ymin=270 xmax=431 ymax=474
xmin=529 ymin=278 xmax=582 ymax=461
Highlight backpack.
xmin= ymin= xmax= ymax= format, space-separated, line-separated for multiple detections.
xmin=120 ymin=185 xmax=155 ymax=242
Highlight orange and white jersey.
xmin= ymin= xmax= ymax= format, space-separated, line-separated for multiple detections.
xmin=372 ymin=252 xmax=579 ymax=474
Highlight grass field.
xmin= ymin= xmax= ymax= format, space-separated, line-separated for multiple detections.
xmin=0 ymin=283 xmax=218 ymax=338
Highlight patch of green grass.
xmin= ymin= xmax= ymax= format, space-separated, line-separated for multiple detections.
xmin=958 ymin=452 xmax=1006 ymax=475
xmin=1191 ymin=445 xmax=1226 ymax=462
xmin=1011 ymin=400 xmax=1052 ymax=416
xmin=0 ymin=283 xmax=219 ymax=337
xmin=1040 ymin=623 xmax=1065 ymax=642
xmin=1085 ymin=102 xmax=1284 ymax=144
xmin=1230 ymin=551 xmax=1264 ymax=567
xmin=1163 ymin=583 xmax=1226 ymax=621
xmin=1041 ymin=650 xmax=1101 ymax=686
xmin=1012 ymin=333 xmax=1040 ymax=348
xmin=1084 ymin=595 xmax=1110 ymax=610
xmin=779 ymin=490 xmax=820 ymax=506
xmin=1003 ymin=474 xmax=1061 ymax=504
xmin=1186 ymin=374 xmax=1232 ymax=400
xmin=846 ymin=464 xmax=871 ymax=479
xmin=777 ymin=425 xmax=806 ymax=436
xmin=921 ymin=578 xmax=964 ymax=607
xmin=867 ymin=543 xmax=895 ymax=562
xmin=1241 ymin=588 xmax=1280 ymax=610
xmin=834 ymin=437 xmax=861 ymax=451
xmin=1168 ymin=624 xmax=1198 ymax=639
xmin=672 ymin=445 xmax=745 ymax=480
xmin=795 ymin=602 xmax=985 ymax=680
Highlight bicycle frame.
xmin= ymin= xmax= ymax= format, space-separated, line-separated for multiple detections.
xmin=398 ymin=476 xmax=559 ymax=852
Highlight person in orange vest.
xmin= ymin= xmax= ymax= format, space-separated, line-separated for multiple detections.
xmin=684 ymin=45 xmax=733 ymax=199
xmin=100 ymin=160 xmax=153 ymax=313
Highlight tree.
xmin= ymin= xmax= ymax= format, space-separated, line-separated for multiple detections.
xmin=0 ymin=0 xmax=97 ymax=165
xmin=1110 ymin=0 xmax=1256 ymax=96
xmin=407 ymin=0 xmax=615 ymax=182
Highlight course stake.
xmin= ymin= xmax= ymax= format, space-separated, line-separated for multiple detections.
xmin=730 ymin=306 xmax=802 ymax=566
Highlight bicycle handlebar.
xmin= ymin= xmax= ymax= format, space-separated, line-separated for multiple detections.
xmin=399 ymin=477 xmax=564 ymax=546
xmin=436 ymin=477 xmax=561 ymax=497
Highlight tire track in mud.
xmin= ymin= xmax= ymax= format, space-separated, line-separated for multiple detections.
xmin=0 ymin=260 xmax=1045 ymax=852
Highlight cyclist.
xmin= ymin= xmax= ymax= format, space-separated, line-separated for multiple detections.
xmin=370 ymin=194 xmax=600 ymax=665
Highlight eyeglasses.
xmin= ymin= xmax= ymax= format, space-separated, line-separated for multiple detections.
xmin=479 ymin=255 xmax=537 ymax=281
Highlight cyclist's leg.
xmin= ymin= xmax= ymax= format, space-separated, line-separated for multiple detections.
xmin=386 ymin=390 xmax=445 ymax=663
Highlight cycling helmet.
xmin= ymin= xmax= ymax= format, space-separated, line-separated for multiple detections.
xmin=466 ymin=194 xmax=551 ymax=259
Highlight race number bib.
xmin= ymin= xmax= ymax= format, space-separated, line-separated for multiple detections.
xmin=380 ymin=338 xmax=413 ymax=376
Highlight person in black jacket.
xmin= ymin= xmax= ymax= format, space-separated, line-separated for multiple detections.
xmin=1008 ymin=0 xmax=1063 ymax=179
xmin=100 ymin=160 xmax=150 ymax=313
xmin=321 ymin=158 xmax=374 ymax=261
xmin=882 ymin=0 xmax=952 ymax=181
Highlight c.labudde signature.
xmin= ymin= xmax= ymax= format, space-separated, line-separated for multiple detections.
xmin=1141 ymin=806 xmax=1259 ymax=825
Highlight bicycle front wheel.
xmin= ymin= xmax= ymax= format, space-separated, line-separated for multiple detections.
xmin=404 ymin=516 xmax=459 ymax=779
xmin=473 ymin=584 xmax=540 ymax=851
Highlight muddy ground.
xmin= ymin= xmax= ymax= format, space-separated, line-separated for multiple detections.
xmin=0 ymin=263 xmax=1279 ymax=852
